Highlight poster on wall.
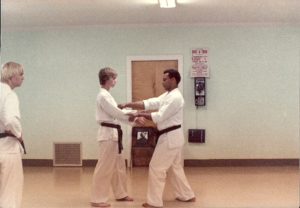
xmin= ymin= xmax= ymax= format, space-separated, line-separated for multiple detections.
xmin=190 ymin=48 xmax=209 ymax=77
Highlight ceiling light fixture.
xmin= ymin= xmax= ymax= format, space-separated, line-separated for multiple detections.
xmin=159 ymin=0 xmax=176 ymax=8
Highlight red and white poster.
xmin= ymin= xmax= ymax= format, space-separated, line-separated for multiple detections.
xmin=191 ymin=48 xmax=209 ymax=77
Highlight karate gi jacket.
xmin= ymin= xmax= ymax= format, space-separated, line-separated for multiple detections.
xmin=95 ymin=88 xmax=131 ymax=142
xmin=144 ymin=88 xmax=185 ymax=149
xmin=0 ymin=83 xmax=23 ymax=154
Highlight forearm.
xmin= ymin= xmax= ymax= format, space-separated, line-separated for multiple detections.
xmin=121 ymin=101 xmax=145 ymax=110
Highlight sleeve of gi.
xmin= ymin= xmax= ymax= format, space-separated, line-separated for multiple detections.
xmin=150 ymin=93 xmax=183 ymax=124
xmin=143 ymin=93 xmax=166 ymax=111
xmin=99 ymin=94 xmax=130 ymax=123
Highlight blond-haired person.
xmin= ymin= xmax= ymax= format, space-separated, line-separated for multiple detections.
xmin=90 ymin=67 xmax=144 ymax=207
xmin=0 ymin=62 xmax=25 ymax=208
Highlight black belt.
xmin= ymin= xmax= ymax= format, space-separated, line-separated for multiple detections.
xmin=157 ymin=125 xmax=181 ymax=138
xmin=0 ymin=132 xmax=27 ymax=154
xmin=101 ymin=122 xmax=123 ymax=154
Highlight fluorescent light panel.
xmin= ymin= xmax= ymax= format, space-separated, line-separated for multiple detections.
xmin=159 ymin=0 xmax=176 ymax=8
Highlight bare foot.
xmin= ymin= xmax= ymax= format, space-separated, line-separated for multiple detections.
xmin=175 ymin=197 xmax=196 ymax=202
xmin=142 ymin=202 xmax=163 ymax=208
xmin=116 ymin=196 xmax=134 ymax=201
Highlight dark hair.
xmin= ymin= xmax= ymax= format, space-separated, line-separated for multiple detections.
xmin=98 ymin=67 xmax=117 ymax=85
xmin=164 ymin=69 xmax=181 ymax=84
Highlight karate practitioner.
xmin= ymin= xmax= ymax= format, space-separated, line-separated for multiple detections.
xmin=90 ymin=67 xmax=144 ymax=207
xmin=119 ymin=69 xmax=195 ymax=208
xmin=0 ymin=62 xmax=25 ymax=208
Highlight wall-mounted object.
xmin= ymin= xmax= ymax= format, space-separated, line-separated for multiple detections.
xmin=188 ymin=129 xmax=205 ymax=143
xmin=195 ymin=77 xmax=206 ymax=106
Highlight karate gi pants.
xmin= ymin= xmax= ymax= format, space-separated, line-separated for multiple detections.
xmin=146 ymin=138 xmax=195 ymax=207
xmin=0 ymin=153 xmax=23 ymax=208
xmin=90 ymin=140 xmax=128 ymax=203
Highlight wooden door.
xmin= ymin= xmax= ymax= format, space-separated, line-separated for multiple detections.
xmin=132 ymin=60 xmax=178 ymax=102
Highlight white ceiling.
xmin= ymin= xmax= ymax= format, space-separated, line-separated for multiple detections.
xmin=2 ymin=0 xmax=300 ymax=29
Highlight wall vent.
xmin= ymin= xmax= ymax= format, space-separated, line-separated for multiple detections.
xmin=53 ymin=142 xmax=82 ymax=166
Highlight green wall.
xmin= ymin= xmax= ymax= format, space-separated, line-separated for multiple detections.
xmin=1 ymin=25 xmax=299 ymax=160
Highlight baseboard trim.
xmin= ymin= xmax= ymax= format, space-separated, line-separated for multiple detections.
xmin=22 ymin=159 xmax=53 ymax=166
xmin=184 ymin=159 xmax=299 ymax=167
xmin=22 ymin=159 xmax=299 ymax=167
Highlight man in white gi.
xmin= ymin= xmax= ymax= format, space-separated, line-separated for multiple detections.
xmin=119 ymin=69 xmax=196 ymax=208
xmin=0 ymin=62 xmax=25 ymax=208
xmin=90 ymin=67 xmax=144 ymax=207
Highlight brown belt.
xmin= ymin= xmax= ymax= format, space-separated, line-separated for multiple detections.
xmin=157 ymin=125 xmax=181 ymax=138
xmin=0 ymin=132 xmax=27 ymax=154
xmin=101 ymin=122 xmax=123 ymax=154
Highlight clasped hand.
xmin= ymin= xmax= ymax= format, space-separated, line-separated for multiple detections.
xmin=127 ymin=112 xmax=146 ymax=126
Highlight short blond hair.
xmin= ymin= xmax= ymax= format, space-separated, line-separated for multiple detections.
xmin=1 ymin=62 xmax=24 ymax=83
xmin=98 ymin=67 xmax=117 ymax=85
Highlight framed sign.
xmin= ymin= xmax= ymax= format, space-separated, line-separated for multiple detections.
xmin=132 ymin=127 xmax=157 ymax=147
xmin=191 ymin=48 xmax=209 ymax=78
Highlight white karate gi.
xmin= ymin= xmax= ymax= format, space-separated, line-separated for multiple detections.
xmin=0 ymin=83 xmax=23 ymax=208
xmin=90 ymin=88 xmax=132 ymax=204
xmin=143 ymin=88 xmax=195 ymax=207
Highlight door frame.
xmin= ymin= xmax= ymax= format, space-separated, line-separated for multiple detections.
xmin=125 ymin=55 xmax=183 ymax=167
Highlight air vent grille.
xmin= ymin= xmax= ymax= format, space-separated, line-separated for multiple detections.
xmin=53 ymin=142 xmax=82 ymax=166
